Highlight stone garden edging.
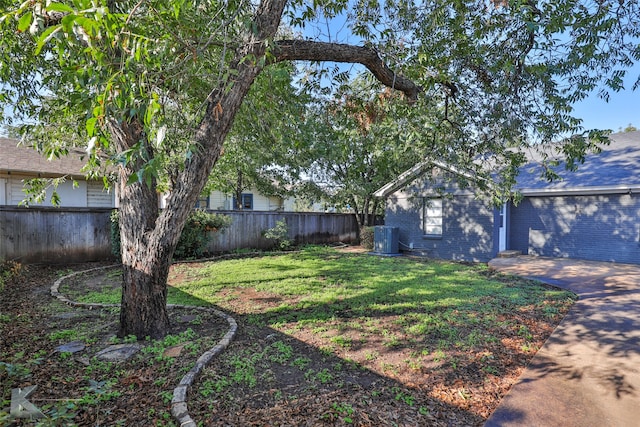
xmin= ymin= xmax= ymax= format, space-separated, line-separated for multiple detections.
xmin=51 ymin=264 xmax=238 ymax=427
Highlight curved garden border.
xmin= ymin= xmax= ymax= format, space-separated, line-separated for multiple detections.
xmin=51 ymin=264 xmax=238 ymax=427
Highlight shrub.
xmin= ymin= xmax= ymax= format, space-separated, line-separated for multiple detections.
xmin=263 ymin=219 xmax=292 ymax=251
xmin=359 ymin=226 xmax=375 ymax=250
xmin=174 ymin=210 xmax=232 ymax=259
xmin=0 ymin=259 xmax=21 ymax=292
xmin=110 ymin=209 xmax=232 ymax=259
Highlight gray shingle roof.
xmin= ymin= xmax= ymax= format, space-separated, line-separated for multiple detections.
xmin=375 ymin=130 xmax=640 ymax=197
xmin=516 ymin=130 xmax=640 ymax=195
xmin=0 ymin=137 xmax=88 ymax=177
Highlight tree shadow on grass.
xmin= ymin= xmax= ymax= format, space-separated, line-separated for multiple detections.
xmin=165 ymin=276 xmax=535 ymax=426
xmin=178 ymin=307 xmax=487 ymax=426
xmin=161 ymin=252 xmax=587 ymax=424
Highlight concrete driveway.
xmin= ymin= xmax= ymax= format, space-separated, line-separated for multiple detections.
xmin=485 ymin=256 xmax=640 ymax=427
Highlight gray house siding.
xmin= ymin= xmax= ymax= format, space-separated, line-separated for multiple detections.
xmin=385 ymin=193 xmax=497 ymax=262
xmin=509 ymin=194 xmax=640 ymax=264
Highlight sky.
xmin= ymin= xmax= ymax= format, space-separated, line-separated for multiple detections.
xmin=571 ymin=61 xmax=639 ymax=132
xmin=573 ymin=89 xmax=638 ymax=132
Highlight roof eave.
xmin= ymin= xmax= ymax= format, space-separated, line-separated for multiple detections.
xmin=519 ymin=184 xmax=640 ymax=197
xmin=374 ymin=159 xmax=491 ymax=198
xmin=0 ymin=169 xmax=87 ymax=179
xmin=373 ymin=161 xmax=432 ymax=198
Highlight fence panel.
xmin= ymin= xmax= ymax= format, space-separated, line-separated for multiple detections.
xmin=0 ymin=208 xmax=359 ymax=264
xmin=0 ymin=206 xmax=113 ymax=263
xmin=206 ymin=211 xmax=358 ymax=253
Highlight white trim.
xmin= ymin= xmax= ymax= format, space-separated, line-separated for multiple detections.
xmin=374 ymin=160 xmax=488 ymax=198
xmin=375 ymin=157 xmax=640 ymax=200
xmin=498 ymin=203 xmax=507 ymax=252
xmin=373 ymin=161 xmax=431 ymax=198
xmin=519 ymin=185 xmax=640 ymax=197
xmin=422 ymin=197 xmax=443 ymax=236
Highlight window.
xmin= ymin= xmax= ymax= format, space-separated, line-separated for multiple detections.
xmin=195 ymin=194 xmax=209 ymax=209
xmin=233 ymin=193 xmax=253 ymax=210
xmin=423 ymin=198 xmax=443 ymax=237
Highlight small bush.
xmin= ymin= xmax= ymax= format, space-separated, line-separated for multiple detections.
xmin=110 ymin=209 xmax=232 ymax=259
xmin=0 ymin=260 xmax=21 ymax=292
xmin=174 ymin=210 xmax=232 ymax=259
xmin=359 ymin=226 xmax=375 ymax=250
xmin=263 ymin=219 xmax=292 ymax=251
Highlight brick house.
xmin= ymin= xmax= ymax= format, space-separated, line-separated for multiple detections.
xmin=375 ymin=130 xmax=640 ymax=264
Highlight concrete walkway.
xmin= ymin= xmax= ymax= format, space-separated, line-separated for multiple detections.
xmin=485 ymin=256 xmax=640 ymax=427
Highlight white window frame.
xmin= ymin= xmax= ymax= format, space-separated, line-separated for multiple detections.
xmin=423 ymin=197 xmax=443 ymax=237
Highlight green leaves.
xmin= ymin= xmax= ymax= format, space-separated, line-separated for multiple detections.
xmin=1 ymin=0 xmax=639 ymax=207
xmin=47 ymin=3 xmax=74 ymax=14
xmin=205 ymin=63 xmax=310 ymax=200
xmin=35 ymin=25 xmax=61 ymax=54
xmin=296 ymin=78 xmax=422 ymax=222
xmin=19 ymin=176 xmax=70 ymax=207
xmin=17 ymin=10 xmax=31 ymax=32
xmin=86 ymin=117 xmax=98 ymax=136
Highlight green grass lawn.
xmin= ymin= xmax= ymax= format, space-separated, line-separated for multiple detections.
xmin=167 ymin=247 xmax=574 ymax=349
xmin=72 ymin=246 xmax=575 ymax=355
xmin=164 ymin=246 xmax=575 ymax=421
xmin=53 ymin=246 xmax=576 ymax=423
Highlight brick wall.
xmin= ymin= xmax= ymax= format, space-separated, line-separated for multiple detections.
xmin=385 ymin=193 xmax=497 ymax=262
xmin=509 ymin=194 xmax=640 ymax=264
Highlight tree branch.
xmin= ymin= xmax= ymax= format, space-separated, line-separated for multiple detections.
xmin=273 ymin=40 xmax=422 ymax=102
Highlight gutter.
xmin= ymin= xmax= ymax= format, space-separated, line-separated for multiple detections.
xmin=519 ymin=184 xmax=640 ymax=197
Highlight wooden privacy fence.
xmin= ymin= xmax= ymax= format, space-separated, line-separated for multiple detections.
xmin=0 ymin=206 xmax=113 ymax=264
xmin=206 ymin=210 xmax=358 ymax=253
xmin=0 ymin=207 xmax=359 ymax=264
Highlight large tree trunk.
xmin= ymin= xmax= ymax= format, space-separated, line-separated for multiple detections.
xmin=112 ymin=0 xmax=288 ymax=339
xmin=109 ymin=119 xmax=173 ymax=338
xmin=112 ymin=94 xmax=260 ymax=339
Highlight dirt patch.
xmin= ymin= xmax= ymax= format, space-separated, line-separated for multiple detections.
xmin=334 ymin=244 xmax=369 ymax=254
xmin=188 ymin=320 xmax=484 ymax=426
xmin=196 ymin=290 xmax=557 ymax=424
